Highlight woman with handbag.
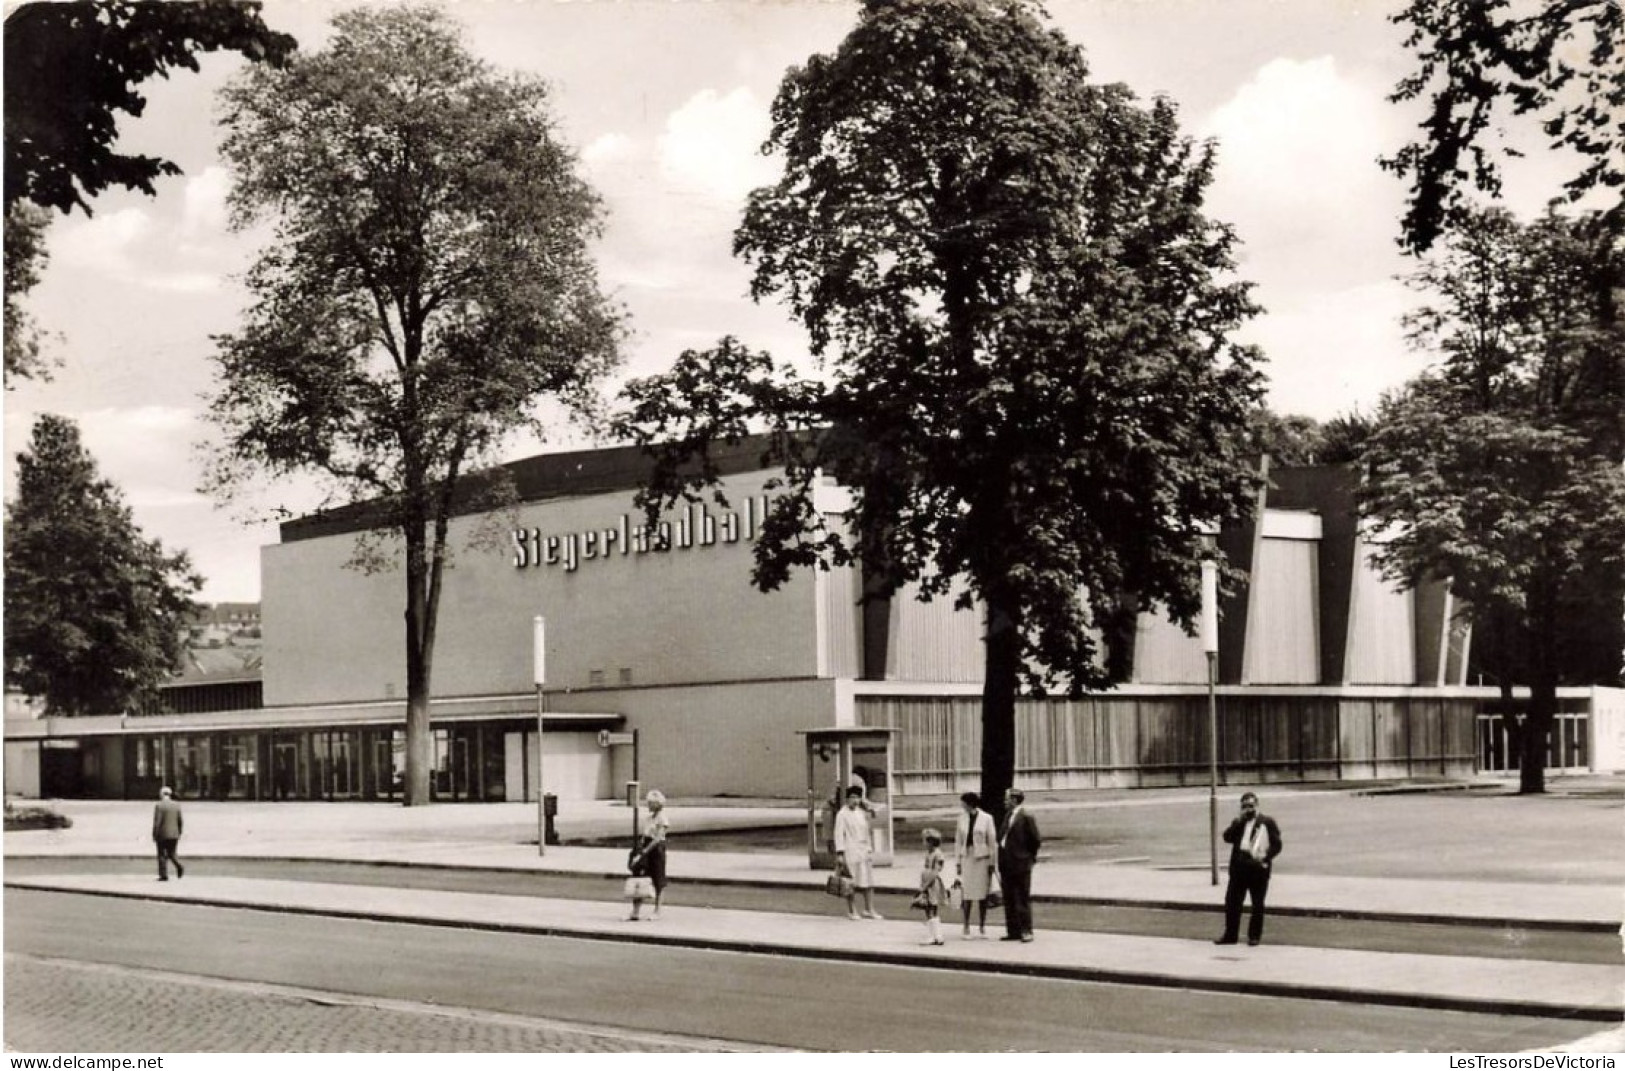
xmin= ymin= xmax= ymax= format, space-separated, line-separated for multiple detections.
xmin=833 ymin=784 xmax=882 ymax=920
xmin=953 ymin=791 xmax=998 ymax=939
xmin=625 ymin=789 xmax=670 ymax=921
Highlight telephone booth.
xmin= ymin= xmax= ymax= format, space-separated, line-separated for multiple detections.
xmin=800 ymin=727 xmax=897 ymax=870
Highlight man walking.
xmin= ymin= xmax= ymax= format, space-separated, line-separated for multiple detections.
xmin=1215 ymin=791 xmax=1281 ymax=946
xmin=153 ymin=786 xmax=185 ymax=881
xmin=997 ymin=787 xmax=1040 ymax=942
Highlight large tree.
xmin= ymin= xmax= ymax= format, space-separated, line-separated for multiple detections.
xmin=3 ymin=0 xmax=294 ymax=384
xmin=203 ymin=5 xmax=623 ymax=805
xmin=1384 ymin=0 xmax=1624 ymax=254
xmin=1359 ymin=207 xmax=1625 ymax=793
xmin=617 ymin=0 xmax=1263 ymax=817
xmin=5 ymin=414 xmax=201 ymax=716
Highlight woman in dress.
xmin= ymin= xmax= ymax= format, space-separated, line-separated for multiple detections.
xmin=628 ymin=789 xmax=670 ymax=921
xmin=953 ymin=790 xmax=997 ymax=939
xmin=833 ymin=784 xmax=883 ymax=920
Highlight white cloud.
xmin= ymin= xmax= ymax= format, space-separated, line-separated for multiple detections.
xmin=53 ymin=208 xmax=152 ymax=275
xmin=1241 ymin=279 xmax=1425 ymax=420
xmin=181 ymin=166 xmax=233 ymax=238
xmin=582 ymin=132 xmax=638 ymax=167
xmin=49 ymin=205 xmax=224 ymax=294
xmin=75 ymin=405 xmax=208 ymax=509
xmin=145 ymin=271 xmax=227 ymax=294
xmin=657 ymin=87 xmax=779 ymax=205
xmin=1201 ymin=57 xmax=1404 ymax=293
xmin=1205 ymin=57 xmax=1384 ymax=206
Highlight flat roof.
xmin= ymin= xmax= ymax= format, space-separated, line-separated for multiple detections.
xmin=4 ymin=694 xmax=623 ymax=740
xmin=279 ymin=434 xmax=787 ymax=544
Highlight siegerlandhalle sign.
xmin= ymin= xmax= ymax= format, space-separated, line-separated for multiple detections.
xmin=512 ymin=495 xmax=773 ymax=573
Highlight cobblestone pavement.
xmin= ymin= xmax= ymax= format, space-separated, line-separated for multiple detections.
xmin=3 ymin=955 xmax=777 ymax=1054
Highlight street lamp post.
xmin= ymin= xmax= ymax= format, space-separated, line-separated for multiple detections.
xmin=1201 ymin=561 xmax=1220 ymax=887
xmin=533 ymin=615 xmax=547 ymax=857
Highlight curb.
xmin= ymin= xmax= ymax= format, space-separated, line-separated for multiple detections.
xmin=8 ymin=878 xmax=1615 ymax=1024
xmin=8 ymin=853 xmax=1616 ymax=935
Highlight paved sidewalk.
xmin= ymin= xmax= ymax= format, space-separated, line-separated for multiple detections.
xmin=8 ymin=871 xmax=1622 ymax=1025
xmin=7 ymin=799 xmax=1620 ymax=929
xmin=7 ymin=796 xmax=1623 ymax=1041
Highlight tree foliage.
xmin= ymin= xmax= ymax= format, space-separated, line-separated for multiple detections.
xmin=4 ymin=414 xmax=201 ymax=716
xmin=618 ymin=0 xmax=1264 ymax=813
xmin=1359 ymin=207 xmax=1625 ymax=791
xmin=1247 ymin=411 xmax=1321 ymax=466
xmin=203 ymin=5 xmax=623 ymax=805
xmin=1384 ymin=0 xmax=1624 ymax=254
xmin=4 ymin=202 xmax=55 ymax=383
xmin=2 ymin=1 xmax=294 ymax=386
xmin=1246 ymin=409 xmax=1376 ymax=467
xmin=3 ymin=0 xmax=294 ymax=216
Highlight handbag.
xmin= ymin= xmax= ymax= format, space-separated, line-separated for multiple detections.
xmin=623 ymin=875 xmax=654 ymax=901
xmin=824 ymin=866 xmax=854 ymax=898
xmin=986 ymin=871 xmax=1003 ymax=910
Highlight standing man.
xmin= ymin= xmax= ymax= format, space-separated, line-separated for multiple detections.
xmin=153 ymin=786 xmax=185 ymax=882
xmin=1215 ymin=791 xmax=1282 ymax=946
xmin=997 ymin=787 xmax=1040 ymax=942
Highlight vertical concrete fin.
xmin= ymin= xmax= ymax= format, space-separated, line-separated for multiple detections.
xmin=1218 ymin=456 xmax=1269 ymax=685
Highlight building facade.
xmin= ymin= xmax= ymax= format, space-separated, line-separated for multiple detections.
xmin=7 ymin=440 xmax=1621 ymax=801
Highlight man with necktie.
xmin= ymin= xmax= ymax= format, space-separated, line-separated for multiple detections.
xmin=1215 ymin=791 xmax=1282 ymax=946
xmin=997 ymin=787 xmax=1041 ymax=942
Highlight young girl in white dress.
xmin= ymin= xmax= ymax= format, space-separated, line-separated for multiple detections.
xmin=915 ymin=828 xmax=948 ymax=946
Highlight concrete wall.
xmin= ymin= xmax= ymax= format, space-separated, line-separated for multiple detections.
xmin=263 ymin=471 xmax=819 ymax=707
xmin=1588 ymin=687 xmax=1625 ymax=774
xmin=4 ymin=741 xmax=40 ymax=797
xmin=551 ymin=679 xmax=840 ymax=798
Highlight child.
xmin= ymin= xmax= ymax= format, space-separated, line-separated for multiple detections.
xmin=914 ymin=827 xmax=948 ymax=946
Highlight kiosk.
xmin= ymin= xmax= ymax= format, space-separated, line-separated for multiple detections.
xmin=800 ymin=727 xmax=897 ymax=870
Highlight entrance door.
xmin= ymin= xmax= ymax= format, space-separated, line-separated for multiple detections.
xmin=273 ymin=741 xmax=304 ymax=800
xmin=330 ymin=733 xmax=359 ymax=799
xmin=452 ymin=734 xmax=472 ymax=800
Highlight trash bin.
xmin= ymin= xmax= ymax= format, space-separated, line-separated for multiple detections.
xmin=543 ymin=792 xmax=559 ymax=845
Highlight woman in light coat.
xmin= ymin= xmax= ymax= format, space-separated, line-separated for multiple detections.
xmin=834 ymin=784 xmax=883 ymax=920
xmin=953 ymin=790 xmax=997 ymax=939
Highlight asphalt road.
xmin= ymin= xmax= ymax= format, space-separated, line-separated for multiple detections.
xmin=2 ymin=888 xmax=1600 ymax=1052
xmin=6 ymin=857 xmax=1614 ymax=964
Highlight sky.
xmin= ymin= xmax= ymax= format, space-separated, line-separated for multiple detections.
xmin=2 ymin=0 xmax=1587 ymax=603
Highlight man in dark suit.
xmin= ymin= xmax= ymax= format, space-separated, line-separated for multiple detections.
xmin=1215 ymin=791 xmax=1282 ymax=946
xmin=997 ymin=787 xmax=1041 ymax=942
xmin=152 ymin=786 xmax=185 ymax=881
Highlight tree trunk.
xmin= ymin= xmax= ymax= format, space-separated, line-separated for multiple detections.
xmin=1519 ymin=677 xmax=1555 ymax=795
xmin=980 ymin=589 xmax=1021 ymax=828
xmin=402 ymin=526 xmax=434 ymax=807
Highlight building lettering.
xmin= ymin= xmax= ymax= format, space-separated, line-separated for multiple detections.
xmin=511 ymin=495 xmax=771 ymax=573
